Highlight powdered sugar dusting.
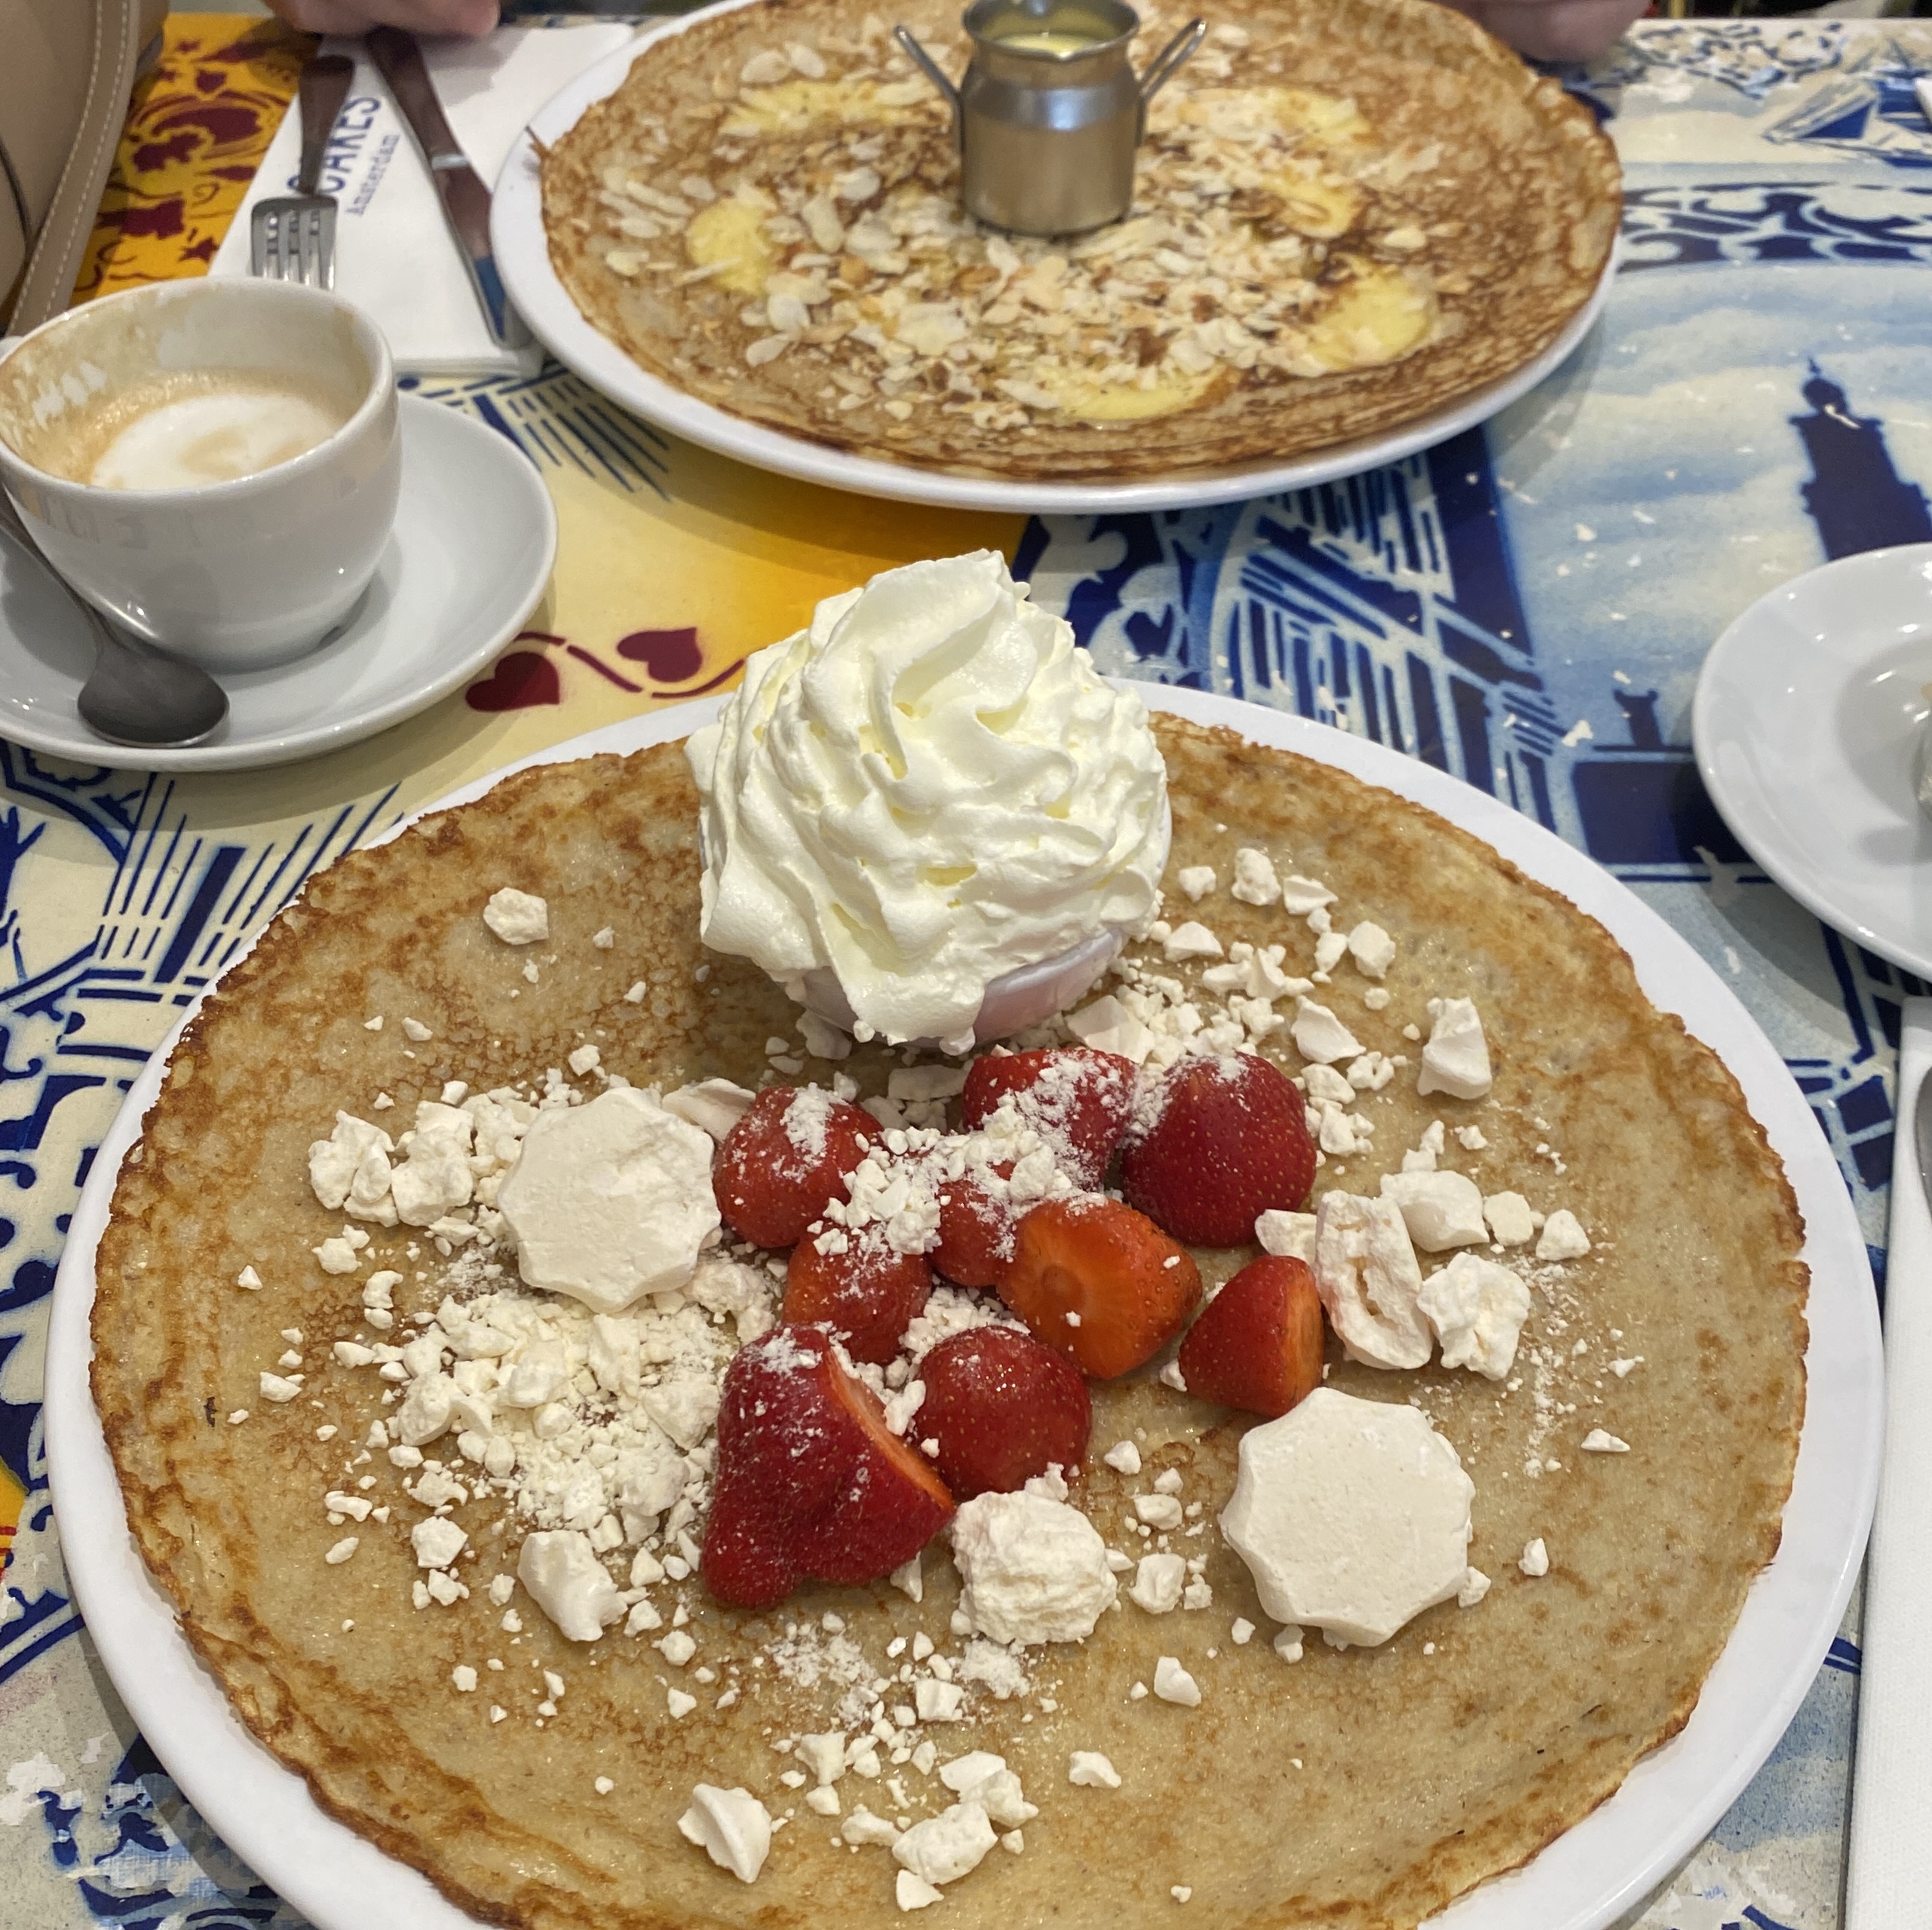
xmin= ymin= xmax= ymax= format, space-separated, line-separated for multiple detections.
xmin=783 ymin=1086 xmax=838 ymax=1164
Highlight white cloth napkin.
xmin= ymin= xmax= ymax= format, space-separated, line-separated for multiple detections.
xmin=211 ymin=23 xmax=636 ymax=375
xmin=1843 ymin=998 xmax=1931 ymax=1928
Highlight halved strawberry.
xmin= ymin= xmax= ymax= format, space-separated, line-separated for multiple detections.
xmin=713 ymin=1085 xmax=873 ymax=1248
xmin=962 ymin=1046 xmax=1137 ymax=1187
xmin=811 ymin=1363 xmax=957 ymax=1585
xmin=702 ymin=1324 xmax=955 ymax=1610
xmin=931 ymin=1161 xmax=1018 ymax=1291
xmin=918 ymin=1326 xmax=1091 ymax=1498
xmin=1177 ymin=1255 xmax=1326 ymax=1419
xmin=784 ymin=1227 xmax=932 ymax=1365
xmin=1121 ymin=1052 xmax=1314 ymax=1246
xmin=1001 ymin=1195 xmax=1202 ymax=1380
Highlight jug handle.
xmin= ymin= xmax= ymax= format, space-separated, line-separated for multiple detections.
xmin=894 ymin=27 xmax=963 ymax=143
xmin=1137 ymin=17 xmax=1205 ymax=130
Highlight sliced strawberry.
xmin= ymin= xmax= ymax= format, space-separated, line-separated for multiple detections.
xmin=702 ymin=1324 xmax=954 ymax=1610
xmin=1001 ymin=1195 xmax=1202 ymax=1380
xmin=813 ymin=1364 xmax=957 ymax=1585
xmin=713 ymin=1085 xmax=873 ymax=1248
xmin=784 ymin=1227 xmax=932 ymax=1365
xmin=1177 ymin=1255 xmax=1326 ymax=1419
xmin=931 ymin=1161 xmax=1018 ymax=1291
xmin=918 ymin=1326 xmax=1091 ymax=1498
xmin=1121 ymin=1052 xmax=1315 ymax=1246
xmin=962 ymin=1046 xmax=1137 ymax=1187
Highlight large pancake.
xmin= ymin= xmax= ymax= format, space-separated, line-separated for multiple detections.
xmin=92 ymin=716 xmax=1805 ymax=1930
xmin=539 ymin=0 xmax=1620 ymax=482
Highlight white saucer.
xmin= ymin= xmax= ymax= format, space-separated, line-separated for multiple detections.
xmin=0 ymin=393 xmax=557 ymax=772
xmin=1694 ymin=542 xmax=1932 ymax=977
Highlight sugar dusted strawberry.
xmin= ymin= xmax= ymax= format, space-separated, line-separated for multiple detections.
xmin=811 ymin=1362 xmax=957 ymax=1585
xmin=918 ymin=1326 xmax=1091 ymax=1498
xmin=1001 ymin=1195 xmax=1202 ymax=1380
xmin=1121 ymin=1052 xmax=1315 ymax=1247
xmin=931 ymin=1161 xmax=1018 ymax=1290
xmin=713 ymin=1085 xmax=873 ymax=1248
xmin=1178 ymin=1255 xmax=1326 ymax=1418
xmin=702 ymin=1325 xmax=954 ymax=1610
xmin=962 ymin=1046 xmax=1137 ymax=1187
xmin=784 ymin=1227 xmax=932 ymax=1365
xmin=695 ymin=1486 xmax=804 ymax=1613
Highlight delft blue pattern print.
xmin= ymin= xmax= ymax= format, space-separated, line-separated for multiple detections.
xmin=40 ymin=1737 xmax=307 ymax=1930
xmin=5 ymin=23 xmax=1930 ymax=1928
xmin=400 ymin=365 xmax=673 ymax=498
xmin=1580 ymin=26 xmax=1932 ymax=165
xmin=1583 ymin=20 xmax=1848 ymax=102
xmin=1620 ymin=181 xmax=1932 ymax=271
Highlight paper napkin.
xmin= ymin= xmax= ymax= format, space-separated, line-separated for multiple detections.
xmin=210 ymin=23 xmax=636 ymax=375
xmin=1843 ymin=997 xmax=1932 ymax=1928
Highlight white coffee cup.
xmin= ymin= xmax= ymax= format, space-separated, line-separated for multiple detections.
xmin=0 ymin=279 xmax=399 ymax=672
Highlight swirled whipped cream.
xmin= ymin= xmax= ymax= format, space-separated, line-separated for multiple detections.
xmin=687 ymin=552 xmax=1170 ymax=1052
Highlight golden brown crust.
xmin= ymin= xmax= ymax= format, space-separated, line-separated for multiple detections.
xmin=94 ymin=719 xmax=1804 ymax=1930
xmin=538 ymin=0 xmax=1620 ymax=482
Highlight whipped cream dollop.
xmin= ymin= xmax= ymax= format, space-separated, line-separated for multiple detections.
xmin=688 ymin=552 xmax=1170 ymax=1051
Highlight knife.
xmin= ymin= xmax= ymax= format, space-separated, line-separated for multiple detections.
xmin=1845 ymin=1012 xmax=1929 ymax=1930
xmin=365 ymin=26 xmax=529 ymax=350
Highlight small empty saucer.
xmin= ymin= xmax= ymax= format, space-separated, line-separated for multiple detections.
xmin=1694 ymin=541 xmax=1932 ymax=976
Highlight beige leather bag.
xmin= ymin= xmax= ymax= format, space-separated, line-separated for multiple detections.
xmin=0 ymin=0 xmax=170 ymax=332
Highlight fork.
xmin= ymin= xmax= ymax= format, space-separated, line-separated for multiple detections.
xmin=251 ymin=55 xmax=354 ymax=286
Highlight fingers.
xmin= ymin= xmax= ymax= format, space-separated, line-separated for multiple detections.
xmin=1442 ymin=0 xmax=1649 ymax=63
xmin=265 ymin=0 xmax=501 ymax=35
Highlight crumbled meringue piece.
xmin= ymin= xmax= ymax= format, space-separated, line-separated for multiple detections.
xmin=1314 ymin=1193 xmax=1431 ymax=1370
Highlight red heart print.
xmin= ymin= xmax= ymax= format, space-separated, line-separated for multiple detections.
xmin=466 ymin=650 xmax=561 ymax=712
xmin=615 ymin=627 xmax=702 ymax=682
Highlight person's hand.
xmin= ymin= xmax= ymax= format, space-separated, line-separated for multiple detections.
xmin=264 ymin=0 xmax=500 ymax=34
xmin=1442 ymin=0 xmax=1648 ymax=63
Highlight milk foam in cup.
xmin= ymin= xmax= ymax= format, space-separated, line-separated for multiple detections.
xmin=80 ymin=373 xmax=350 ymax=492
xmin=688 ymin=550 xmax=1171 ymax=1053
xmin=0 ymin=279 xmax=400 ymax=672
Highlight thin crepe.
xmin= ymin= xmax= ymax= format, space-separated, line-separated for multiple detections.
xmin=93 ymin=718 xmax=1804 ymax=1930
xmin=539 ymin=0 xmax=1620 ymax=482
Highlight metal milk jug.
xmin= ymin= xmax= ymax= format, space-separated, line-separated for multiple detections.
xmin=895 ymin=0 xmax=1204 ymax=238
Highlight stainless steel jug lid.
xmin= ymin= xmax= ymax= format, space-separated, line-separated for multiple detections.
xmin=964 ymin=0 xmax=1139 ymax=63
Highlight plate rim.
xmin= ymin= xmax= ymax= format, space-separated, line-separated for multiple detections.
xmin=489 ymin=8 xmax=1618 ymax=516
xmin=1692 ymin=538 xmax=1932 ymax=980
xmin=43 ymin=687 xmax=1881 ymax=1930
xmin=0 ymin=394 xmax=558 ymax=774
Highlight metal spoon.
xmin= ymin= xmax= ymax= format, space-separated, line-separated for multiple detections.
xmin=0 ymin=489 xmax=228 ymax=748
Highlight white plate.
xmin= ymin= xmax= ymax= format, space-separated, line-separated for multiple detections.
xmin=1694 ymin=542 xmax=1932 ymax=978
xmin=490 ymin=9 xmax=1618 ymax=516
xmin=0 ymin=394 xmax=557 ymax=772
xmin=44 ymin=688 xmax=1881 ymax=1930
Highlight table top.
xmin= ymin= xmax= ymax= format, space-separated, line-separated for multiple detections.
xmin=5 ymin=10 xmax=1926 ymax=1925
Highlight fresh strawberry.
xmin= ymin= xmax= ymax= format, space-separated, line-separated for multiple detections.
xmin=713 ymin=1085 xmax=873 ymax=1248
xmin=702 ymin=1324 xmax=955 ymax=1610
xmin=1001 ymin=1195 xmax=1202 ymax=1380
xmin=1121 ymin=1052 xmax=1315 ymax=1246
xmin=961 ymin=1046 xmax=1137 ymax=1187
xmin=784 ymin=1227 xmax=932 ymax=1365
xmin=808 ymin=1360 xmax=957 ymax=1587
xmin=1177 ymin=1256 xmax=1326 ymax=1418
xmin=930 ymin=1161 xmax=1018 ymax=1290
xmin=918 ymin=1326 xmax=1091 ymax=1498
